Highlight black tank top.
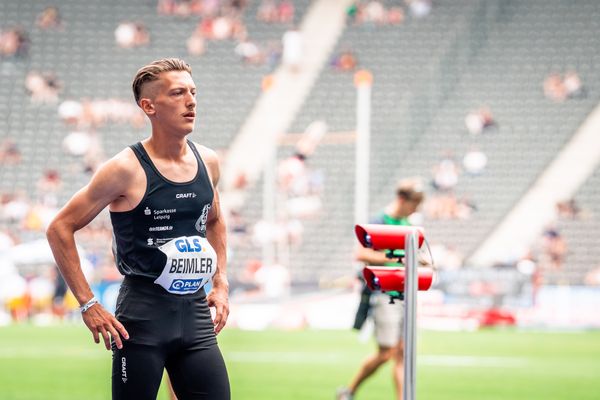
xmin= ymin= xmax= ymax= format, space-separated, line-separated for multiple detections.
xmin=110 ymin=140 xmax=214 ymax=279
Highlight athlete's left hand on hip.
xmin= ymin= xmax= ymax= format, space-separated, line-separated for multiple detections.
xmin=207 ymin=283 xmax=229 ymax=334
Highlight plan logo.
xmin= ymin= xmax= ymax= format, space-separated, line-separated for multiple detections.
xmin=169 ymin=279 xmax=202 ymax=293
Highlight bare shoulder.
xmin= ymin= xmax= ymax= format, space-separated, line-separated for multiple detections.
xmin=193 ymin=142 xmax=220 ymax=183
xmin=87 ymin=147 xmax=140 ymax=196
xmin=98 ymin=147 xmax=139 ymax=181
xmin=193 ymin=142 xmax=219 ymax=165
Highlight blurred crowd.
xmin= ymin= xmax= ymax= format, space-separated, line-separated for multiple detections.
xmin=1 ymin=0 xmax=598 ymax=327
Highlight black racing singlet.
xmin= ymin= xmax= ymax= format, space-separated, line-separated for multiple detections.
xmin=110 ymin=140 xmax=214 ymax=281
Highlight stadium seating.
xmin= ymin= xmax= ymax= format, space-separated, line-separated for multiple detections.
xmin=230 ymin=0 xmax=600 ymax=284
xmin=0 ymin=0 xmax=311 ymax=204
xmin=2 ymin=0 xmax=600 ymax=287
xmin=549 ymin=165 xmax=600 ymax=285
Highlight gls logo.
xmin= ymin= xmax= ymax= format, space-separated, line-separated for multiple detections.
xmin=176 ymin=193 xmax=196 ymax=199
xmin=175 ymin=238 xmax=202 ymax=252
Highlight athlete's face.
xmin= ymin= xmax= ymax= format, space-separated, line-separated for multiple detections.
xmin=143 ymin=70 xmax=197 ymax=135
xmin=396 ymin=197 xmax=420 ymax=218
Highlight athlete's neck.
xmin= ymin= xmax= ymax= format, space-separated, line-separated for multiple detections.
xmin=385 ymin=202 xmax=406 ymax=220
xmin=144 ymin=134 xmax=190 ymax=161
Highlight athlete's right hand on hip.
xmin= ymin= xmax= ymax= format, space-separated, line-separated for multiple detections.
xmin=81 ymin=302 xmax=130 ymax=350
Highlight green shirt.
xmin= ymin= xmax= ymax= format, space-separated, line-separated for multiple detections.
xmin=378 ymin=213 xmax=410 ymax=298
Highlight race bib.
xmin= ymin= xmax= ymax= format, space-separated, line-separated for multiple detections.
xmin=154 ymin=236 xmax=217 ymax=295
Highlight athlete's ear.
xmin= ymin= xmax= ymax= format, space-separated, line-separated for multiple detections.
xmin=139 ymin=98 xmax=155 ymax=115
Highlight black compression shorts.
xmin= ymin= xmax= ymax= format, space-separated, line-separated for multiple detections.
xmin=111 ymin=276 xmax=230 ymax=400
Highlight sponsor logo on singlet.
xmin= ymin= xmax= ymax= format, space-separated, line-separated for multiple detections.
xmin=195 ymin=203 xmax=211 ymax=234
xmin=176 ymin=192 xmax=197 ymax=199
xmin=154 ymin=235 xmax=217 ymax=295
xmin=169 ymin=279 xmax=202 ymax=292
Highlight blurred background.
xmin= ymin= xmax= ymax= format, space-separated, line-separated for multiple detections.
xmin=1 ymin=0 xmax=600 ymax=399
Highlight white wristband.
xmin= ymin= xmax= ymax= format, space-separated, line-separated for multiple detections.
xmin=80 ymin=296 xmax=99 ymax=313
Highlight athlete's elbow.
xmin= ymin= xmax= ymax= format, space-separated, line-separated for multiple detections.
xmin=46 ymin=216 xmax=72 ymax=244
xmin=46 ymin=218 xmax=62 ymax=245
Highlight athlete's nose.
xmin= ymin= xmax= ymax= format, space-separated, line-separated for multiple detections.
xmin=185 ymin=90 xmax=196 ymax=109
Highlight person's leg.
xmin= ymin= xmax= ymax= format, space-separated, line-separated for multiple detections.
xmin=112 ymin=342 xmax=165 ymax=400
xmin=166 ymin=344 xmax=230 ymax=400
xmin=348 ymin=345 xmax=394 ymax=395
xmin=166 ymin=373 xmax=178 ymax=400
xmin=393 ymin=340 xmax=404 ymax=400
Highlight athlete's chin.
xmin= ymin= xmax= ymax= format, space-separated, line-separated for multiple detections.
xmin=180 ymin=124 xmax=195 ymax=135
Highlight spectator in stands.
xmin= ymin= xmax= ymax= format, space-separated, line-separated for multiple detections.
xmin=1 ymin=191 xmax=31 ymax=224
xmin=406 ymin=0 xmax=432 ymax=18
xmin=282 ymin=26 xmax=303 ymax=72
xmin=331 ymin=49 xmax=358 ymax=72
xmin=278 ymin=121 xmax=327 ymax=196
xmin=231 ymin=0 xmax=249 ymax=13
xmin=0 ymin=139 xmax=22 ymax=165
xmin=431 ymin=153 xmax=459 ymax=191
xmin=115 ymin=22 xmax=150 ymax=48
xmin=63 ymin=130 xmax=92 ymax=157
xmin=187 ymin=30 xmax=206 ymax=56
xmin=363 ymin=1 xmax=386 ymax=24
xmin=278 ymin=0 xmax=295 ymax=24
xmin=157 ymin=0 xmax=178 ymax=15
xmin=228 ymin=209 xmax=248 ymax=238
xmin=433 ymin=244 xmax=464 ymax=270
xmin=386 ymin=6 xmax=405 ymax=24
xmin=23 ymin=202 xmax=57 ymax=232
xmin=254 ymin=262 xmax=291 ymax=298
xmin=235 ymin=37 xmax=264 ymax=65
xmin=36 ymin=6 xmax=63 ymax=30
xmin=212 ymin=15 xmax=233 ymax=40
xmin=465 ymin=107 xmax=496 ymax=135
xmin=58 ymin=98 xmax=145 ymax=129
xmin=0 ymin=227 xmax=16 ymax=251
xmin=25 ymin=71 xmax=62 ymax=104
xmin=424 ymin=193 xmax=476 ymax=220
xmin=62 ymin=130 xmax=105 ymax=175
xmin=539 ymin=227 xmax=567 ymax=270
xmin=584 ymin=266 xmax=600 ymax=286
xmin=257 ymin=0 xmax=279 ymax=23
xmin=37 ymin=169 xmax=62 ymax=207
xmin=463 ymin=147 xmax=487 ymax=175
xmin=264 ymin=40 xmax=282 ymax=70
xmin=564 ymin=70 xmax=585 ymax=99
xmin=0 ymin=26 xmax=30 ymax=58
xmin=556 ymin=199 xmax=581 ymax=219
xmin=58 ymin=99 xmax=84 ymax=126
xmin=543 ymin=73 xmax=567 ymax=102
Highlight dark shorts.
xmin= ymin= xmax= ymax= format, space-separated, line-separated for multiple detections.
xmin=111 ymin=276 xmax=230 ymax=400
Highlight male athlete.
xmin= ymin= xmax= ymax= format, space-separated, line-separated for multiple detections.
xmin=337 ymin=180 xmax=424 ymax=400
xmin=46 ymin=58 xmax=230 ymax=399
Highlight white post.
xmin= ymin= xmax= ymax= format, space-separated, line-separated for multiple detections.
xmin=262 ymin=146 xmax=277 ymax=267
xmin=354 ymin=70 xmax=372 ymax=225
xmin=403 ymin=230 xmax=419 ymax=400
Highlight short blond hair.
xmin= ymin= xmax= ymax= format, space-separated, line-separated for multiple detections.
xmin=396 ymin=178 xmax=425 ymax=205
xmin=132 ymin=58 xmax=192 ymax=104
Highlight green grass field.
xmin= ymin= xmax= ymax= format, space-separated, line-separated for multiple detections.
xmin=0 ymin=324 xmax=599 ymax=399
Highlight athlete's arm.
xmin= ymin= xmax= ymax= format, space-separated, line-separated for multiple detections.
xmin=199 ymin=146 xmax=229 ymax=334
xmin=46 ymin=153 xmax=132 ymax=350
xmin=354 ymin=246 xmax=391 ymax=265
